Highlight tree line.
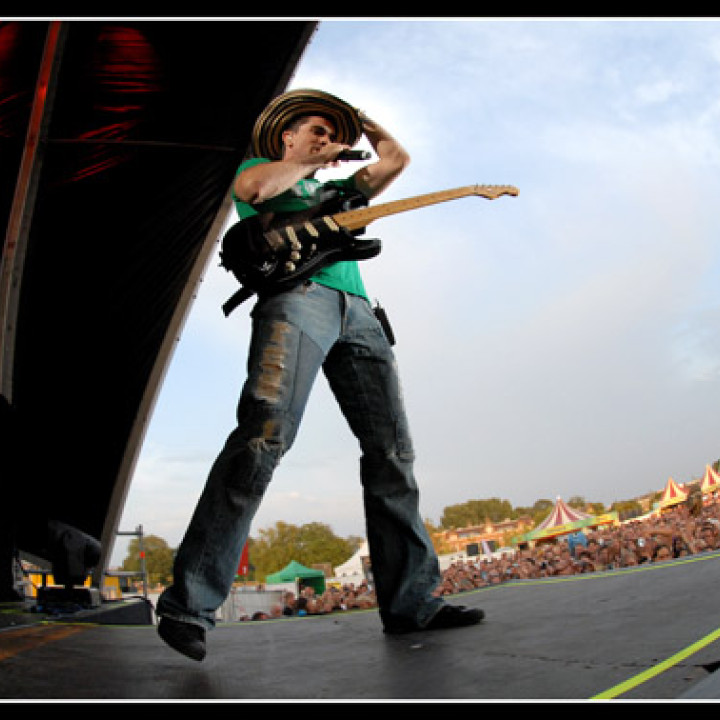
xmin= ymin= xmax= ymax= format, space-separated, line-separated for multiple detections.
xmin=120 ymin=520 xmax=363 ymax=587
xmin=434 ymin=495 xmax=650 ymax=530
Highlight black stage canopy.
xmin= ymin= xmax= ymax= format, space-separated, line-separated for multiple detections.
xmin=0 ymin=19 xmax=317 ymax=582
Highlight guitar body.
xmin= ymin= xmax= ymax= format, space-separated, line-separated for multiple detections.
xmin=220 ymin=189 xmax=381 ymax=315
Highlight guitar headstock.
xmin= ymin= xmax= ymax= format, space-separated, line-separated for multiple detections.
xmin=472 ymin=184 xmax=519 ymax=199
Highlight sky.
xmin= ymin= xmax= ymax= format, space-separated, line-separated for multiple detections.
xmin=112 ymin=18 xmax=720 ymax=566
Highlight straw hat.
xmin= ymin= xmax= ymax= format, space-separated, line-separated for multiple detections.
xmin=251 ymin=88 xmax=362 ymax=160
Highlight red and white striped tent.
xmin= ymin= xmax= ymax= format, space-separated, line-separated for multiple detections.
xmin=535 ymin=496 xmax=593 ymax=531
xmin=701 ymin=465 xmax=720 ymax=495
xmin=515 ymin=496 xmax=618 ymax=545
xmin=658 ymin=477 xmax=688 ymax=508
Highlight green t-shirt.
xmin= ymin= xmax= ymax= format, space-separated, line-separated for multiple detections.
xmin=232 ymin=157 xmax=369 ymax=300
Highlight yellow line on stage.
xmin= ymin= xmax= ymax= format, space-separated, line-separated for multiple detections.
xmin=461 ymin=550 xmax=720 ymax=698
xmin=591 ymin=625 xmax=720 ymax=700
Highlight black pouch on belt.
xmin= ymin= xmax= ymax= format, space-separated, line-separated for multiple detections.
xmin=373 ymin=300 xmax=396 ymax=346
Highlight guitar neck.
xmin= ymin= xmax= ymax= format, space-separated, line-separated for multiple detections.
xmin=332 ymin=184 xmax=516 ymax=232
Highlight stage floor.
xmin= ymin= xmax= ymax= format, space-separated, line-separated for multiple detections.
xmin=3 ymin=551 xmax=720 ymax=701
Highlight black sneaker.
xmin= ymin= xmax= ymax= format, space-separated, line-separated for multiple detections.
xmin=158 ymin=617 xmax=206 ymax=661
xmin=424 ymin=604 xmax=484 ymax=630
xmin=383 ymin=604 xmax=484 ymax=634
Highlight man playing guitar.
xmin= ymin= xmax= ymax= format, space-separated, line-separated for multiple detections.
xmin=156 ymin=90 xmax=484 ymax=661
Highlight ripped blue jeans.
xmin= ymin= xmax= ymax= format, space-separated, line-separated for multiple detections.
xmin=156 ymin=282 xmax=443 ymax=630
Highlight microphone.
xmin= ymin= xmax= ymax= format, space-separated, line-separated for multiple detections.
xmin=336 ymin=149 xmax=372 ymax=161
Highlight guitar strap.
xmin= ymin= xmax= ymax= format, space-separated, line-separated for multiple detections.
xmin=222 ymin=286 xmax=256 ymax=317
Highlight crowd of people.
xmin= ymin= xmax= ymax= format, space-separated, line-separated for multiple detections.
xmin=243 ymin=494 xmax=720 ymax=620
xmin=436 ymin=494 xmax=720 ymax=594
xmin=238 ymin=580 xmax=378 ymax=621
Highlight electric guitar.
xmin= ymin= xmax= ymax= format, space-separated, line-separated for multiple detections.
xmin=220 ymin=184 xmax=519 ymax=316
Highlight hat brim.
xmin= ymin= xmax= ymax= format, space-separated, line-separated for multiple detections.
xmin=251 ymin=88 xmax=362 ymax=160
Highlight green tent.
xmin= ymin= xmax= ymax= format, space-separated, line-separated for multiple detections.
xmin=265 ymin=560 xmax=326 ymax=594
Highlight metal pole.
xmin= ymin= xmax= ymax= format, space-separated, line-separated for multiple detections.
xmin=137 ymin=525 xmax=148 ymax=600
xmin=116 ymin=525 xmax=148 ymax=599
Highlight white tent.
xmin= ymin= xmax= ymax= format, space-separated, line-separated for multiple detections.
xmin=332 ymin=540 xmax=370 ymax=585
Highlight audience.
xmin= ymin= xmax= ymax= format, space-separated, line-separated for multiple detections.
xmin=245 ymin=494 xmax=720 ymax=620
xmin=433 ymin=494 xmax=720 ymax=594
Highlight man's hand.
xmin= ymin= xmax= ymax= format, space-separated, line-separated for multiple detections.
xmin=307 ymin=141 xmax=352 ymax=168
xmin=352 ymin=111 xmax=411 ymax=200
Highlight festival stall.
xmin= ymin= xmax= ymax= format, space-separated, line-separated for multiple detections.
xmin=655 ymin=476 xmax=688 ymax=511
xmin=700 ymin=465 xmax=720 ymax=498
xmin=511 ymin=496 xmax=618 ymax=547
xmin=265 ymin=560 xmax=326 ymax=595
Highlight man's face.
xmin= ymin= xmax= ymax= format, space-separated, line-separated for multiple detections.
xmin=282 ymin=115 xmax=337 ymax=159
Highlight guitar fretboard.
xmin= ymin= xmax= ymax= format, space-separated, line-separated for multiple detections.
xmin=332 ymin=184 xmax=518 ymax=232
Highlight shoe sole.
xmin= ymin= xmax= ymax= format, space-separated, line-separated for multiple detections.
xmin=384 ymin=607 xmax=485 ymax=634
xmin=426 ymin=611 xmax=485 ymax=631
xmin=158 ymin=624 xmax=206 ymax=661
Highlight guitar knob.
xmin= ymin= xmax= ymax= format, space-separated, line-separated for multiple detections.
xmin=284 ymin=261 xmax=295 ymax=272
xmin=290 ymin=251 xmax=301 ymax=261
